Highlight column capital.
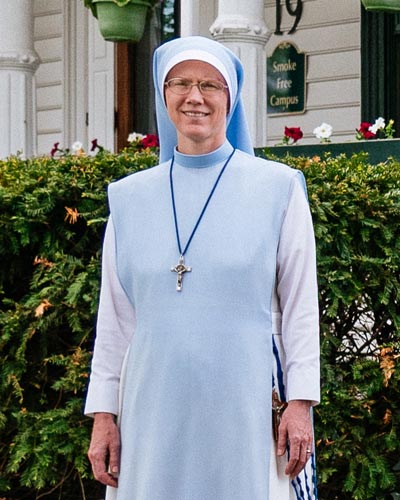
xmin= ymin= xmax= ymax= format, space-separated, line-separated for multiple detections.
xmin=0 ymin=51 xmax=40 ymax=72
xmin=210 ymin=15 xmax=271 ymax=45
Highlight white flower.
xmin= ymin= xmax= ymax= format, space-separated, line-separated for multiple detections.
xmin=71 ymin=141 xmax=83 ymax=152
xmin=369 ymin=117 xmax=386 ymax=135
xmin=369 ymin=124 xmax=378 ymax=135
xmin=127 ymin=132 xmax=145 ymax=143
xmin=313 ymin=122 xmax=333 ymax=140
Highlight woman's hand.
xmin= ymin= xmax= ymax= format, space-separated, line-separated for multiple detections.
xmin=88 ymin=412 xmax=121 ymax=487
xmin=276 ymin=400 xmax=313 ymax=478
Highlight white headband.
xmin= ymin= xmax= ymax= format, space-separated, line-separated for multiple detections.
xmin=161 ymin=49 xmax=233 ymax=109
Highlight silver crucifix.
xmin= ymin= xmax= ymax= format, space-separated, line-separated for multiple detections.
xmin=171 ymin=255 xmax=192 ymax=292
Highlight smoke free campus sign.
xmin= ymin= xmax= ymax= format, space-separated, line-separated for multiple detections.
xmin=267 ymin=41 xmax=306 ymax=115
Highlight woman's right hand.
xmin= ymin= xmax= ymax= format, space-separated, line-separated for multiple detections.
xmin=88 ymin=412 xmax=121 ymax=487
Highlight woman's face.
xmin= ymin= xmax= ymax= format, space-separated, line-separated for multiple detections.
xmin=164 ymin=60 xmax=229 ymax=155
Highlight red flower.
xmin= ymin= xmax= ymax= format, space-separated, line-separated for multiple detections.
xmin=50 ymin=142 xmax=60 ymax=157
xmin=284 ymin=126 xmax=303 ymax=143
xmin=90 ymin=138 xmax=104 ymax=153
xmin=356 ymin=122 xmax=376 ymax=140
xmin=140 ymin=134 xmax=159 ymax=149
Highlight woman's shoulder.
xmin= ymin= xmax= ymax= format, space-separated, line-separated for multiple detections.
xmin=234 ymin=149 xmax=301 ymax=181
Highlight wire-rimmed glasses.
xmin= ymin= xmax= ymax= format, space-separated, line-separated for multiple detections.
xmin=164 ymin=78 xmax=228 ymax=96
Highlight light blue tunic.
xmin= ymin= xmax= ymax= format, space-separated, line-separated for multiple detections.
xmin=108 ymin=141 xmax=305 ymax=500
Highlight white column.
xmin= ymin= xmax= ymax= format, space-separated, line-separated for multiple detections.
xmin=0 ymin=0 xmax=40 ymax=158
xmin=210 ymin=0 xmax=271 ymax=147
xmin=180 ymin=0 xmax=218 ymax=39
xmin=180 ymin=1 xmax=199 ymax=37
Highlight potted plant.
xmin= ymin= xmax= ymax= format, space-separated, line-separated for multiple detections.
xmin=361 ymin=0 xmax=400 ymax=12
xmin=84 ymin=0 xmax=159 ymax=42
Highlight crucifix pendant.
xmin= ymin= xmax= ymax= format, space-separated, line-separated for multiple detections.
xmin=171 ymin=255 xmax=192 ymax=292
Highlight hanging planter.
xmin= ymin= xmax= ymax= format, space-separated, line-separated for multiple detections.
xmin=84 ymin=0 xmax=156 ymax=42
xmin=361 ymin=0 xmax=400 ymax=12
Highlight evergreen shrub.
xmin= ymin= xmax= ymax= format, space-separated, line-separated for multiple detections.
xmin=0 ymin=147 xmax=399 ymax=499
xmin=0 ymin=147 xmax=158 ymax=499
xmin=269 ymin=151 xmax=400 ymax=500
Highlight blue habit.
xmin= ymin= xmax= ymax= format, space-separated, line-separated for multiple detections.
xmin=108 ymin=142 xmax=303 ymax=500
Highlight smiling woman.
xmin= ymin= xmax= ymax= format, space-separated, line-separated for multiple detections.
xmin=85 ymin=35 xmax=320 ymax=500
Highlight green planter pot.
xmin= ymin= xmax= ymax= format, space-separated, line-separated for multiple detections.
xmin=92 ymin=0 xmax=152 ymax=42
xmin=361 ymin=0 xmax=400 ymax=12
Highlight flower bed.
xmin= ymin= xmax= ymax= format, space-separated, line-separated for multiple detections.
xmin=270 ymin=117 xmax=398 ymax=164
xmin=259 ymin=138 xmax=400 ymax=164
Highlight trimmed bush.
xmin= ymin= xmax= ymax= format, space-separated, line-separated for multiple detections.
xmin=267 ymin=151 xmax=400 ymax=499
xmin=0 ymin=147 xmax=399 ymax=499
xmin=0 ymin=147 xmax=158 ymax=499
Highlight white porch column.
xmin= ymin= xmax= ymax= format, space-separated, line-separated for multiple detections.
xmin=0 ymin=0 xmax=40 ymax=158
xmin=210 ymin=0 xmax=271 ymax=147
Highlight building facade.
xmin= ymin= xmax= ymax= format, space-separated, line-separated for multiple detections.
xmin=0 ymin=0 xmax=398 ymax=158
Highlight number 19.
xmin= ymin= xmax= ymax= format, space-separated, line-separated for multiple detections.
xmin=275 ymin=0 xmax=303 ymax=35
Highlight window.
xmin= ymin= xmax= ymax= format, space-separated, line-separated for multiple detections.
xmin=361 ymin=9 xmax=400 ymax=136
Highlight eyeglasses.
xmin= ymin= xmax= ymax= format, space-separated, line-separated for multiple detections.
xmin=164 ymin=78 xmax=228 ymax=96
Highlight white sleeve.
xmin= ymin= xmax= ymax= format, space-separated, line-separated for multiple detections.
xmin=276 ymin=173 xmax=320 ymax=404
xmin=84 ymin=216 xmax=136 ymax=416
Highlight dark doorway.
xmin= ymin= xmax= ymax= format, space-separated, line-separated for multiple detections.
xmin=115 ymin=1 xmax=180 ymax=151
xmin=361 ymin=10 xmax=400 ymax=136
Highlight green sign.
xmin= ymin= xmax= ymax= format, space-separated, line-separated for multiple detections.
xmin=267 ymin=41 xmax=306 ymax=115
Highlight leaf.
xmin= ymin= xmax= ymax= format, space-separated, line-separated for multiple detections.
xmin=34 ymin=299 xmax=52 ymax=317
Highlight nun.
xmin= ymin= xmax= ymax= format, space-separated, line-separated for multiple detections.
xmin=85 ymin=35 xmax=320 ymax=500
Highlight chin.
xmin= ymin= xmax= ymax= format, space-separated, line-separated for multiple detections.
xmin=181 ymin=126 xmax=209 ymax=141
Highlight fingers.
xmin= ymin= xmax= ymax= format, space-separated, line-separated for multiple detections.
xmin=87 ymin=413 xmax=121 ymax=487
xmin=285 ymin=439 xmax=313 ymax=478
xmin=88 ymin=439 xmax=120 ymax=487
xmin=276 ymin=414 xmax=312 ymax=477
xmin=89 ymin=452 xmax=119 ymax=487
xmin=277 ymin=419 xmax=289 ymax=456
xmin=275 ymin=399 xmax=313 ymax=478
xmin=108 ymin=438 xmax=121 ymax=480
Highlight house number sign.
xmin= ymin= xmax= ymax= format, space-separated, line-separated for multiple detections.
xmin=275 ymin=0 xmax=303 ymax=35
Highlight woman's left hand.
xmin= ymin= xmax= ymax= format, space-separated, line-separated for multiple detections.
xmin=276 ymin=399 xmax=313 ymax=478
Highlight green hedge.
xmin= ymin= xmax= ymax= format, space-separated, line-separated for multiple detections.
xmin=0 ymin=147 xmax=399 ymax=499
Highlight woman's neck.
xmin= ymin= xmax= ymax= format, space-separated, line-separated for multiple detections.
xmin=173 ymin=141 xmax=234 ymax=168
xmin=176 ymin=136 xmax=227 ymax=156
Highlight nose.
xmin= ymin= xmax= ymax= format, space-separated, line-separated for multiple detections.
xmin=185 ymin=83 xmax=204 ymax=101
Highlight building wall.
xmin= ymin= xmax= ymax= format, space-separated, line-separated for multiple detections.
xmin=33 ymin=0 xmax=64 ymax=154
xmin=33 ymin=0 xmax=114 ymax=156
xmin=32 ymin=0 xmax=362 ymax=153
xmin=264 ymin=0 xmax=362 ymax=145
